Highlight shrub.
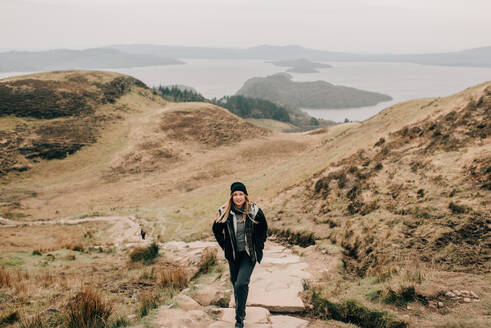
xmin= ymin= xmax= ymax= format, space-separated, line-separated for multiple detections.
xmin=0 ymin=311 xmax=20 ymax=326
xmin=138 ymin=292 xmax=159 ymax=318
xmin=368 ymin=286 xmax=428 ymax=307
xmin=448 ymin=202 xmax=467 ymax=214
xmin=309 ymin=289 xmax=408 ymax=328
xmin=268 ymin=227 xmax=316 ymax=247
xmin=374 ymin=137 xmax=385 ymax=147
xmin=129 ymin=242 xmax=159 ymax=263
xmin=321 ymin=218 xmax=338 ymax=228
xmin=66 ymin=287 xmax=112 ymax=328
xmin=158 ymin=267 xmax=188 ymax=289
xmin=64 ymin=243 xmax=84 ymax=252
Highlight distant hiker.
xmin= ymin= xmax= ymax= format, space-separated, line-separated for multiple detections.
xmin=140 ymin=229 xmax=146 ymax=240
xmin=212 ymin=182 xmax=268 ymax=328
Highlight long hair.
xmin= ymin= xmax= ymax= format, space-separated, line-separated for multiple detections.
xmin=215 ymin=194 xmax=251 ymax=223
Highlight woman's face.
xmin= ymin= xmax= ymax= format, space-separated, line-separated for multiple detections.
xmin=232 ymin=191 xmax=246 ymax=208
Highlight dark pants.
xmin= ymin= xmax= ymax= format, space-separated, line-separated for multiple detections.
xmin=228 ymin=251 xmax=255 ymax=323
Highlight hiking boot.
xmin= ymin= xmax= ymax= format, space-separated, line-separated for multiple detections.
xmin=235 ymin=320 xmax=244 ymax=328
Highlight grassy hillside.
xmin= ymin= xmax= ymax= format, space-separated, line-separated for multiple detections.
xmin=263 ymin=82 xmax=490 ymax=327
xmin=0 ymin=70 xmax=489 ymax=327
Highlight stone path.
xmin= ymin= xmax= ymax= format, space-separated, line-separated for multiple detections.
xmin=246 ymin=244 xmax=312 ymax=313
xmin=155 ymin=241 xmax=312 ymax=328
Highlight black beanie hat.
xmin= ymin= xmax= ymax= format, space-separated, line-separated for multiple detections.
xmin=230 ymin=182 xmax=248 ymax=195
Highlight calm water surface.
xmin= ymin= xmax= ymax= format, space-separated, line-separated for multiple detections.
xmin=1 ymin=60 xmax=490 ymax=122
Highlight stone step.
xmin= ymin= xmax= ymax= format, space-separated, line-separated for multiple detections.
xmin=230 ymin=244 xmax=312 ymax=313
xmin=210 ymin=307 xmax=308 ymax=328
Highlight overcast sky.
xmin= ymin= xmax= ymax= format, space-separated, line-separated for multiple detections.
xmin=1 ymin=0 xmax=490 ymax=54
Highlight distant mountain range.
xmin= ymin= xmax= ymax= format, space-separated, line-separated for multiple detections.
xmin=0 ymin=48 xmax=183 ymax=73
xmin=0 ymin=44 xmax=490 ymax=73
xmin=108 ymin=44 xmax=491 ymax=68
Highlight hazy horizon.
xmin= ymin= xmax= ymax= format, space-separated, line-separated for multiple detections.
xmin=1 ymin=43 xmax=490 ymax=56
xmin=1 ymin=0 xmax=491 ymax=54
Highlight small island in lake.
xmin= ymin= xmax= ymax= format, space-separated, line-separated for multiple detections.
xmin=268 ymin=58 xmax=332 ymax=73
xmin=236 ymin=73 xmax=392 ymax=109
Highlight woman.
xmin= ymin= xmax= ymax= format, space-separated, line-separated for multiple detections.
xmin=212 ymin=182 xmax=268 ymax=328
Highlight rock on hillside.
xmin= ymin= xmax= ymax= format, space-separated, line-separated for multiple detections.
xmin=0 ymin=70 xmax=153 ymax=175
xmin=236 ymin=73 xmax=392 ymax=109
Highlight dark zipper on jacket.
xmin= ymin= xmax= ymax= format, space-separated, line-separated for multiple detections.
xmin=226 ymin=218 xmax=236 ymax=261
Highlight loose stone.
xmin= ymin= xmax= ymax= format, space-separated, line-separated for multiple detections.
xmin=445 ymin=291 xmax=456 ymax=298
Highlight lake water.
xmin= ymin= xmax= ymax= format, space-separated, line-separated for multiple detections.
xmin=1 ymin=59 xmax=490 ymax=122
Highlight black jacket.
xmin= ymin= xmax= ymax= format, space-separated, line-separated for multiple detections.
xmin=212 ymin=203 xmax=268 ymax=264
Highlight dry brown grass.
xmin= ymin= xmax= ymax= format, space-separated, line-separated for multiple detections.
xmin=0 ymin=267 xmax=12 ymax=288
xmin=137 ymin=291 xmax=160 ymax=318
xmin=158 ymin=266 xmax=188 ymax=289
xmin=0 ymin=222 xmax=106 ymax=253
xmin=129 ymin=242 xmax=159 ymax=263
xmin=66 ymin=286 xmax=113 ymax=328
xmin=18 ymin=314 xmax=46 ymax=328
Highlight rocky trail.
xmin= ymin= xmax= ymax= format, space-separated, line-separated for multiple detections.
xmin=155 ymin=240 xmax=315 ymax=328
xmin=1 ymin=215 xmax=333 ymax=327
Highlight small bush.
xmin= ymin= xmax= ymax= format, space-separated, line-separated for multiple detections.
xmin=374 ymin=137 xmax=385 ymax=147
xmin=129 ymin=242 xmax=159 ymax=263
xmin=321 ymin=218 xmax=338 ymax=228
xmin=268 ymin=227 xmax=316 ymax=247
xmin=368 ymin=286 xmax=428 ymax=307
xmin=65 ymin=243 xmax=84 ymax=252
xmin=314 ymin=177 xmax=330 ymax=195
xmin=66 ymin=287 xmax=112 ymax=328
xmin=138 ymin=292 xmax=159 ymax=318
xmin=158 ymin=267 xmax=188 ymax=289
xmin=448 ymin=202 xmax=467 ymax=214
xmin=309 ymin=289 xmax=408 ymax=328
xmin=0 ymin=311 xmax=20 ymax=325
xmin=32 ymin=250 xmax=42 ymax=256
xmin=373 ymin=265 xmax=399 ymax=283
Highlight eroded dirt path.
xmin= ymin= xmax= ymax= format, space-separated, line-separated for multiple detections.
xmin=0 ymin=215 xmax=145 ymax=247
